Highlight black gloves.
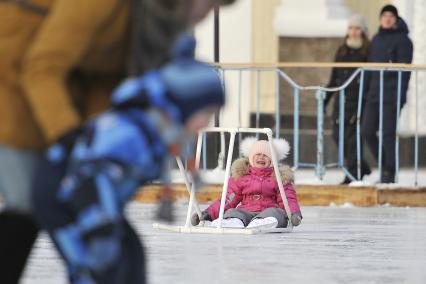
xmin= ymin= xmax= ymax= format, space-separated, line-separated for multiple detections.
xmin=191 ymin=210 xmax=212 ymax=226
xmin=290 ymin=212 xmax=302 ymax=226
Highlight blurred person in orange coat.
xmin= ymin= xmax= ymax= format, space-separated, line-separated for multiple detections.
xmin=0 ymin=0 xmax=235 ymax=282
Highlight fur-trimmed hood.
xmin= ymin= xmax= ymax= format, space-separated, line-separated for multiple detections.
xmin=231 ymin=157 xmax=294 ymax=184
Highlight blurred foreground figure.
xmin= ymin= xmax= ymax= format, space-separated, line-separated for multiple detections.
xmin=0 ymin=0 xmax=235 ymax=282
xmin=32 ymin=36 xmax=225 ymax=283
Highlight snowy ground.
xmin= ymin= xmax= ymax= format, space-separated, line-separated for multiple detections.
xmin=22 ymin=202 xmax=426 ymax=284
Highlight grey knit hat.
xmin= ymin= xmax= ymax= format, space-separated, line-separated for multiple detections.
xmin=348 ymin=14 xmax=368 ymax=35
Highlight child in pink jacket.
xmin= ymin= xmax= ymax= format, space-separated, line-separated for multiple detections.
xmin=191 ymin=138 xmax=302 ymax=229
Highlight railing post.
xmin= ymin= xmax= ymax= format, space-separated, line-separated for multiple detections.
xmin=415 ymin=71 xmax=419 ymax=187
xmin=238 ymin=70 xmax=243 ymax=142
xmin=202 ymin=133 xmax=207 ymax=170
xmin=293 ymin=88 xmax=300 ymax=170
xmin=315 ymin=90 xmax=326 ymax=180
xmin=395 ymin=71 xmax=402 ymax=183
xmin=339 ymin=88 xmax=356 ymax=182
xmin=356 ymin=70 xmax=365 ymax=180
xmin=338 ymin=89 xmax=345 ymax=168
xmin=218 ymin=70 xmax=226 ymax=170
xmin=378 ymin=70 xmax=384 ymax=181
xmin=218 ymin=131 xmax=225 ymax=170
xmin=275 ymin=69 xmax=281 ymax=138
xmin=217 ymin=64 xmax=422 ymax=186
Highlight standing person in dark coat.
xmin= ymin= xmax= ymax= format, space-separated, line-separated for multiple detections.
xmin=325 ymin=15 xmax=371 ymax=184
xmin=362 ymin=5 xmax=413 ymax=183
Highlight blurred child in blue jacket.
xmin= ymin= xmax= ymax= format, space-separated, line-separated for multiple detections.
xmin=32 ymin=36 xmax=224 ymax=284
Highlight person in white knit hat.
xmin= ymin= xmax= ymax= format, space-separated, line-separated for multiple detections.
xmin=325 ymin=14 xmax=371 ymax=184
xmin=192 ymin=137 xmax=302 ymax=229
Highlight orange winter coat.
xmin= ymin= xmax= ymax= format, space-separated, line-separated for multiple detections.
xmin=0 ymin=0 xmax=130 ymax=149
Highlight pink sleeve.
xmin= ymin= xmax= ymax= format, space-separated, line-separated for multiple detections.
xmin=206 ymin=177 xmax=243 ymax=220
xmin=277 ymin=183 xmax=302 ymax=216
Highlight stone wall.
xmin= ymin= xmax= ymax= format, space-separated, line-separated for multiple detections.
xmin=278 ymin=37 xmax=342 ymax=114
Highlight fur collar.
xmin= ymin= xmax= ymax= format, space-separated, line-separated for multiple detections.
xmin=230 ymin=157 xmax=294 ymax=184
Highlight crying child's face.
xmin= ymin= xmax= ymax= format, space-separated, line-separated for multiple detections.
xmin=253 ymin=153 xmax=271 ymax=169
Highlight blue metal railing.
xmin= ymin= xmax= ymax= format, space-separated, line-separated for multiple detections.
xmin=209 ymin=64 xmax=423 ymax=186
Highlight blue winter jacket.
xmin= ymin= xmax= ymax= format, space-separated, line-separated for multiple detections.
xmin=366 ymin=18 xmax=413 ymax=105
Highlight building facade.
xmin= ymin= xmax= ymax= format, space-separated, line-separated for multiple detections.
xmin=195 ymin=0 xmax=425 ymax=136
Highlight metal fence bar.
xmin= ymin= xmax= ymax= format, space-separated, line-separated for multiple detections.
xmin=316 ymin=90 xmax=325 ymax=180
xmin=202 ymin=133 xmax=207 ymax=170
xmin=415 ymin=71 xmax=419 ymax=186
xmin=275 ymin=70 xmax=280 ymax=138
xmin=356 ymin=70 xmax=365 ymax=180
xmin=378 ymin=70 xmax=384 ymax=181
xmin=215 ymin=62 xmax=426 ymax=69
xmin=218 ymin=66 xmax=420 ymax=91
xmin=293 ymin=88 xmax=300 ymax=169
xmin=338 ymin=89 xmax=345 ymax=168
xmin=395 ymin=71 xmax=402 ymax=183
xmin=298 ymin=162 xmax=317 ymax=168
xmin=218 ymin=132 xmax=225 ymax=170
xmin=219 ymin=70 xmax=226 ymax=170
xmin=238 ymin=70 xmax=243 ymax=143
xmin=213 ymin=65 xmax=421 ymax=186
xmin=337 ymin=87 xmax=356 ymax=181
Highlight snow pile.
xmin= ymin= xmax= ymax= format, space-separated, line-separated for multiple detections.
xmin=329 ymin=202 xmax=355 ymax=208
xmin=348 ymin=180 xmax=373 ymax=187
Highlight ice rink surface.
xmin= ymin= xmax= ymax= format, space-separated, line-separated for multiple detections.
xmin=22 ymin=203 xmax=426 ymax=284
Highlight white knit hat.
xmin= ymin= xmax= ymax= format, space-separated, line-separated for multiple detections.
xmin=348 ymin=14 xmax=368 ymax=35
xmin=240 ymin=137 xmax=290 ymax=166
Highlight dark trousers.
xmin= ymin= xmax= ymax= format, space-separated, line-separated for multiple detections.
xmin=331 ymin=101 xmax=371 ymax=181
xmin=361 ymin=102 xmax=399 ymax=182
xmin=332 ymin=115 xmax=371 ymax=180
xmin=32 ymin=158 xmax=146 ymax=284
xmin=0 ymin=211 xmax=39 ymax=284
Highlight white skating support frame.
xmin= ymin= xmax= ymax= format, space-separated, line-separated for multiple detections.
xmin=153 ymin=127 xmax=293 ymax=234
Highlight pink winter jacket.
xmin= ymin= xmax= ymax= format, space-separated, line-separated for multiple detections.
xmin=206 ymin=158 xmax=302 ymax=220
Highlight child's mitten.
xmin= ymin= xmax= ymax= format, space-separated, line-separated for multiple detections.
xmin=191 ymin=210 xmax=212 ymax=226
xmin=290 ymin=212 xmax=302 ymax=226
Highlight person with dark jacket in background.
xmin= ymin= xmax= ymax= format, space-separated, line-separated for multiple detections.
xmin=325 ymin=15 xmax=371 ymax=184
xmin=362 ymin=5 xmax=413 ymax=183
xmin=0 ymin=0 xmax=235 ymax=283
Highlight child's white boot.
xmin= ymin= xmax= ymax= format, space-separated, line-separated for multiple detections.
xmin=211 ymin=218 xmax=245 ymax=228
xmin=247 ymin=217 xmax=278 ymax=229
